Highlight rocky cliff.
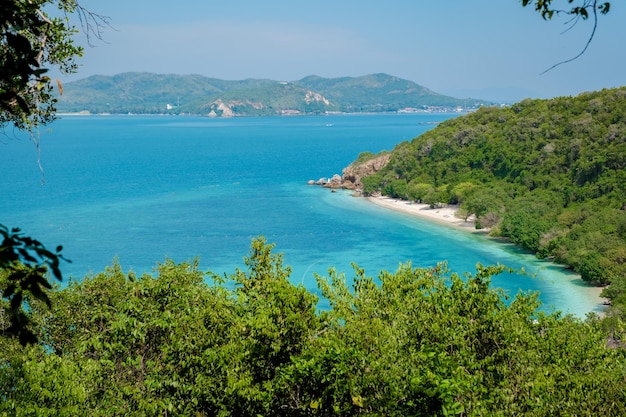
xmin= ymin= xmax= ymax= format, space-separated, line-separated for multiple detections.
xmin=308 ymin=152 xmax=391 ymax=193
xmin=340 ymin=153 xmax=391 ymax=190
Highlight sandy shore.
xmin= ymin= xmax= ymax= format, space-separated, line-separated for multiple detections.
xmin=366 ymin=195 xmax=608 ymax=312
xmin=367 ymin=196 xmax=482 ymax=231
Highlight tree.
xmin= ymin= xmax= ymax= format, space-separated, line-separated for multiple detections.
xmin=460 ymin=186 xmax=512 ymax=227
xmin=0 ymin=225 xmax=67 ymax=344
xmin=1 ymin=0 xmax=108 ymax=344
xmin=1 ymin=0 xmax=109 ymax=131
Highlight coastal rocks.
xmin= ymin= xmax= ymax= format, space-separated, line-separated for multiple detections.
xmin=341 ymin=153 xmax=391 ymax=189
xmin=309 ymin=177 xmax=328 ymax=186
xmin=307 ymin=175 xmax=342 ymax=188
xmin=308 ymin=175 xmax=342 ymax=187
xmin=308 ymin=152 xmax=391 ymax=192
xmin=326 ymin=174 xmax=343 ymax=188
xmin=205 ymin=98 xmax=265 ymax=117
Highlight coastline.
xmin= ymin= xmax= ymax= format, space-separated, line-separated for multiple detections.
xmin=366 ymin=195 xmax=607 ymax=313
xmin=366 ymin=196 xmax=481 ymax=231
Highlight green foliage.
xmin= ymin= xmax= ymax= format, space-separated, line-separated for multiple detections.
xmin=0 ymin=343 xmax=97 ymax=417
xmin=0 ymin=0 xmax=88 ymax=131
xmin=0 ymin=225 xmax=68 ymax=344
xmin=355 ymin=88 xmax=626 ymax=308
xmin=450 ymin=181 xmax=478 ymax=204
xmin=383 ymin=179 xmax=408 ymax=199
xmin=578 ymin=251 xmax=608 ymax=283
xmin=406 ymin=181 xmax=434 ymax=202
xmin=224 ymin=237 xmax=320 ymax=415
xmin=522 ymin=0 xmax=611 ymax=20
xmin=461 ymin=186 xmax=510 ymax=227
xmin=499 ymin=190 xmax=561 ymax=252
xmin=361 ymin=172 xmax=384 ymax=196
xmin=352 ymin=151 xmax=377 ymax=165
xmin=2 ymin=239 xmax=626 ymax=416
xmin=308 ymin=262 xmax=626 ymax=416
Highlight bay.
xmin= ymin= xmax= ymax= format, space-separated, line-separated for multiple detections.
xmin=0 ymin=114 xmax=603 ymax=316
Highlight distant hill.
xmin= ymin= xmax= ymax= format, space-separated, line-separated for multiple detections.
xmin=297 ymin=73 xmax=476 ymax=112
xmin=55 ymin=72 xmax=492 ymax=116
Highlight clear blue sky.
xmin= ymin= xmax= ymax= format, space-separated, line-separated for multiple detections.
xmin=62 ymin=0 xmax=625 ymax=102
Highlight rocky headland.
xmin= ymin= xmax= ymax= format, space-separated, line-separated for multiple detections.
xmin=307 ymin=152 xmax=482 ymax=231
xmin=307 ymin=152 xmax=391 ymax=193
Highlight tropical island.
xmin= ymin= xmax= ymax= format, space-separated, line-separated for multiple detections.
xmin=319 ymin=87 xmax=626 ymax=312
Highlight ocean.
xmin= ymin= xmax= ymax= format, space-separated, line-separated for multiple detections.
xmin=0 ymin=113 xmax=603 ymax=316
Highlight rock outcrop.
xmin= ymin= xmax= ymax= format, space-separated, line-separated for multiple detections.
xmin=340 ymin=153 xmax=391 ymax=190
xmin=206 ymin=99 xmax=236 ymax=117
xmin=308 ymin=152 xmax=391 ymax=193
xmin=304 ymin=91 xmax=330 ymax=106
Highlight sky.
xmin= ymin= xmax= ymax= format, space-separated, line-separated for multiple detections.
xmin=57 ymin=0 xmax=626 ymax=102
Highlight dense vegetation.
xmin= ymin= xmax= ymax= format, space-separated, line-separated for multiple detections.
xmin=358 ymin=87 xmax=626 ymax=307
xmin=2 ymin=237 xmax=626 ymax=416
xmin=55 ymin=72 xmax=490 ymax=116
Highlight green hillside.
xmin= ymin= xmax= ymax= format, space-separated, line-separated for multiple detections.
xmin=354 ymin=87 xmax=626 ymax=307
xmin=193 ymin=82 xmax=341 ymax=117
xmin=298 ymin=73 xmax=482 ymax=112
xmin=56 ymin=73 xmax=276 ymax=114
xmin=55 ymin=72 xmax=490 ymax=115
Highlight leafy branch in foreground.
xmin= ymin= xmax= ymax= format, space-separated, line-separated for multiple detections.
xmin=1 ymin=1 xmax=107 ymax=344
xmin=0 ymin=0 xmax=111 ymax=132
xmin=0 ymin=225 xmax=69 ymax=345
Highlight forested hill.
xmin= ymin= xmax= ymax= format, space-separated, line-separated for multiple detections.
xmin=354 ymin=87 xmax=626 ymax=305
xmin=55 ymin=72 xmax=490 ymax=115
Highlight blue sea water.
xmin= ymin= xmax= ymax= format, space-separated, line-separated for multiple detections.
xmin=0 ymin=114 xmax=603 ymax=316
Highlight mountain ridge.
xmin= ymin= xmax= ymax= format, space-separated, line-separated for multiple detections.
xmin=56 ymin=72 xmax=492 ymax=116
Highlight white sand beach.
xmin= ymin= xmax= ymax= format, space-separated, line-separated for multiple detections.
xmin=367 ymin=196 xmax=481 ymax=231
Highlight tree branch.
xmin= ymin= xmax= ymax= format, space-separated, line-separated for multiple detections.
xmin=540 ymin=0 xmax=600 ymax=74
xmin=35 ymin=9 xmax=53 ymax=66
xmin=73 ymin=2 xmax=115 ymax=47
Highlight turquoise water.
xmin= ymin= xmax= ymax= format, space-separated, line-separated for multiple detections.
xmin=0 ymin=114 xmax=603 ymax=316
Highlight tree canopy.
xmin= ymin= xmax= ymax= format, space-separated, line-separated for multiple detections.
xmin=2 ymin=238 xmax=626 ymax=416
xmin=1 ymin=0 xmax=80 ymax=130
xmin=1 ymin=0 xmax=111 ymax=130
